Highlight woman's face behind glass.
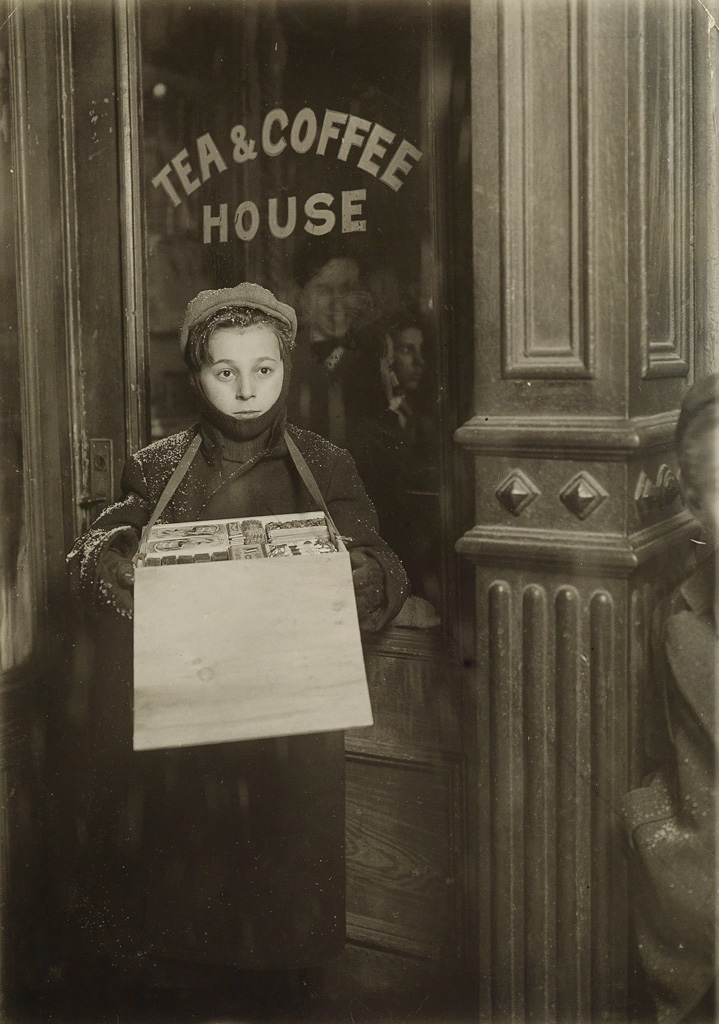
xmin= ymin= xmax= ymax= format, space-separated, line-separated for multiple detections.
xmin=299 ymin=257 xmax=369 ymax=342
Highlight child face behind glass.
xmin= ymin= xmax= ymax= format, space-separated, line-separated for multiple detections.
xmin=391 ymin=327 xmax=425 ymax=393
xmin=199 ymin=325 xmax=285 ymax=419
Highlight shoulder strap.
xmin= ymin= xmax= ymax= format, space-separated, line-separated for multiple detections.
xmin=137 ymin=434 xmax=202 ymax=559
xmin=283 ymin=430 xmax=342 ymax=544
xmin=137 ymin=430 xmax=341 ymax=560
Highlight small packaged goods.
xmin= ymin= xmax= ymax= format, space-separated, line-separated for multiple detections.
xmin=137 ymin=512 xmax=337 ymax=567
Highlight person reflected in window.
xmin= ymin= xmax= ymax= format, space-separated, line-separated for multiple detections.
xmin=286 ymin=238 xmax=373 ymax=446
xmin=345 ymin=313 xmax=442 ymax=628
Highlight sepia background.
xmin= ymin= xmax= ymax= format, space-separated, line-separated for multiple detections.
xmin=0 ymin=0 xmax=717 ymax=1021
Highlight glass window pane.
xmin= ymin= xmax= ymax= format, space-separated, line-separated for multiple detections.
xmin=140 ymin=0 xmax=444 ymax=622
xmin=0 ymin=7 xmax=34 ymax=671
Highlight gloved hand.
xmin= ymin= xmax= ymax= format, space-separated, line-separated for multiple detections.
xmin=96 ymin=544 xmax=136 ymax=619
xmin=350 ymin=548 xmax=386 ymax=630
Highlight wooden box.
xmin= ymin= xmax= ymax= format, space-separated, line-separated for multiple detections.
xmin=132 ymin=512 xmax=372 ymax=751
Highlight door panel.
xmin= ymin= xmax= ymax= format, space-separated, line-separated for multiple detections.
xmin=65 ymin=0 xmax=475 ymax=1003
xmin=346 ymin=643 xmax=465 ymax=961
xmin=2 ymin=0 xmax=475 ymax=1010
xmin=346 ymin=755 xmax=461 ymax=959
xmin=1 ymin=0 xmax=79 ymax=999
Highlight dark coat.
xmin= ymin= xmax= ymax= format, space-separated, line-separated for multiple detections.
xmin=345 ymin=408 xmax=440 ymax=601
xmin=66 ymin=421 xmax=407 ymax=974
xmin=285 ymin=330 xmax=367 ymax=447
xmin=622 ymin=558 xmax=717 ymax=1023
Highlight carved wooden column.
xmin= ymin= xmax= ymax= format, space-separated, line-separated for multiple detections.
xmin=459 ymin=1 xmax=696 ymax=1020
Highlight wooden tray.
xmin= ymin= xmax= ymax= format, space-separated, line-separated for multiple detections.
xmin=133 ymin=548 xmax=371 ymax=751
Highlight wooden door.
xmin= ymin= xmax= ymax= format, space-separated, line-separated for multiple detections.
xmin=0 ymin=0 xmax=146 ymax=1006
xmin=0 ymin=0 xmax=127 ymax=1002
xmin=36 ymin=0 xmax=478 ymax=1014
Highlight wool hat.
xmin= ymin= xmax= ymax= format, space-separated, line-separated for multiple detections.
xmin=179 ymin=282 xmax=298 ymax=353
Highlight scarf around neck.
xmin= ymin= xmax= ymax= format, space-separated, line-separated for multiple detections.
xmin=190 ymin=361 xmax=290 ymax=464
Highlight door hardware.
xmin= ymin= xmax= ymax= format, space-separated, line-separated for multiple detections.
xmin=82 ymin=438 xmax=114 ymax=509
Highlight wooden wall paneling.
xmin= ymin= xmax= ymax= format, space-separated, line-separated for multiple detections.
xmin=345 ymin=754 xmax=461 ymax=960
xmin=0 ymin=671 xmax=51 ymax=996
xmin=692 ymin=0 xmax=719 ymax=377
xmin=346 ymin=649 xmax=463 ymax=760
xmin=2 ymin=0 xmax=75 ymax=999
xmin=68 ymin=0 xmax=129 ymax=527
xmin=522 ymin=583 xmax=556 ymax=1024
xmin=588 ymin=589 xmax=622 ymax=1020
xmin=637 ymin=0 xmax=692 ymax=381
xmin=464 ymin=560 xmax=691 ymax=1023
xmin=487 ymin=581 xmax=524 ymax=1017
xmin=463 ymin=0 xmax=697 ymax=1018
xmin=500 ymin=0 xmax=590 ymax=379
xmin=8 ymin=1 xmax=67 ymax=599
xmin=554 ymin=584 xmax=592 ymax=1022
xmin=10 ymin=0 xmax=143 ymax=993
xmin=345 ymin=648 xmax=465 ymax=965
xmin=471 ymin=0 xmax=692 ymax=422
xmin=115 ymin=0 xmax=149 ymax=454
xmin=624 ymin=0 xmax=693 ymax=414
xmin=55 ymin=0 xmax=88 ymax=546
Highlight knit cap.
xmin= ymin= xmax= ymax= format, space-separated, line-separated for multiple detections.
xmin=179 ymin=282 xmax=298 ymax=353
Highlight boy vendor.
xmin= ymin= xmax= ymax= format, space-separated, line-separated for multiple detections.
xmin=622 ymin=374 xmax=718 ymax=1024
xmin=66 ymin=283 xmax=407 ymax=1002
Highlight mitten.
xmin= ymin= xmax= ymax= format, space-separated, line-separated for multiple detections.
xmin=350 ymin=548 xmax=387 ymax=630
xmin=96 ymin=530 xmax=138 ymax=619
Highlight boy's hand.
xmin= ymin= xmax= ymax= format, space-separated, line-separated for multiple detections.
xmin=97 ymin=549 xmax=135 ymax=618
xmin=350 ymin=548 xmax=386 ymax=629
xmin=115 ymin=559 xmax=135 ymax=589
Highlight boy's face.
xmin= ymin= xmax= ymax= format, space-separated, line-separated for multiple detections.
xmin=682 ymin=421 xmax=719 ymax=545
xmin=199 ymin=325 xmax=284 ymax=419
xmin=391 ymin=327 xmax=425 ymax=392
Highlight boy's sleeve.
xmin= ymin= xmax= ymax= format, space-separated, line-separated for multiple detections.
xmin=323 ymin=448 xmax=409 ymax=631
xmin=66 ymin=454 xmax=154 ymax=616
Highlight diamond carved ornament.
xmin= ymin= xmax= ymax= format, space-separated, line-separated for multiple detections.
xmin=559 ymin=470 xmax=608 ymax=520
xmin=495 ymin=469 xmax=541 ymax=517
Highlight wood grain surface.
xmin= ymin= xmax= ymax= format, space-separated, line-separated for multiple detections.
xmin=133 ymin=552 xmax=371 ymax=750
xmin=346 ymin=756 xmax=459 ymax=959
